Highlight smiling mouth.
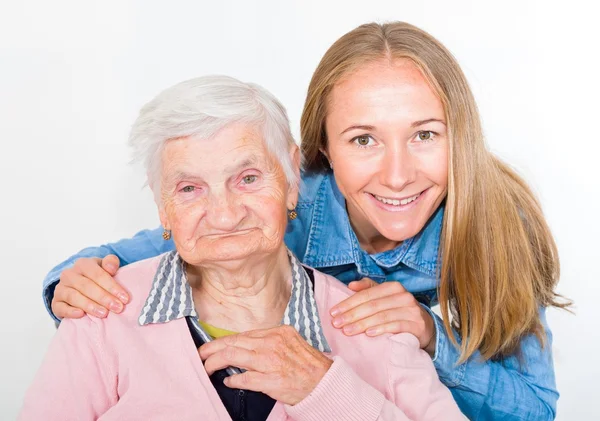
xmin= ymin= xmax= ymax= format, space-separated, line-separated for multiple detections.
xmin=371 ymin=190 xmax=425 ymax=206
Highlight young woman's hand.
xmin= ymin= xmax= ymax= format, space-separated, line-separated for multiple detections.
xmin=51 ymin=255 xmax=129 ymax=319
xmin=330 ymin=279 xmax=436 ymax=355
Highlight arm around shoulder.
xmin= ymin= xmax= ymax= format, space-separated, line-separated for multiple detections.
xmin=42 ymin=226 xmax=169 ymax=321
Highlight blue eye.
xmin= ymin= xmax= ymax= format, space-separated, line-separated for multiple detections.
xmin=416 ymin=131 xmax=435 ymax=142
xmin=242 ymin=175 xmax=257 ymax=184
xmin=352 ymin=135 xmax=375 ymax=147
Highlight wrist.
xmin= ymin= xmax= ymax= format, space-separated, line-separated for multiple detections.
xmin=419 ymin=305 xmax=437 ymax=356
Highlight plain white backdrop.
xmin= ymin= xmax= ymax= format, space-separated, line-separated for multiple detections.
xmin=1 ymin=0 xmax=598 ymax=419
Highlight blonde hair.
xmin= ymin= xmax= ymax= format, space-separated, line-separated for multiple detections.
xmin=301 ymin=22 xmax=570 ymax=362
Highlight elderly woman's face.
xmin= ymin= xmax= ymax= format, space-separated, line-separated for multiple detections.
xmin=158 ymin=123 xmax=298 ymax=266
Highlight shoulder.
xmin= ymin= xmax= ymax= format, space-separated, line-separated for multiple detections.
xmin=311 ymin=267 xmax=425 ymax=355
xmin=311 ymin=268 xmax=354 ymax=305
xmin=285 ymin=171 xmax=330 ymax=259
xmin=309 ymin=268 xmax=427 ymax=389
xmin=298 ymin=171 xmax=329 ymax=204
xmin=55 ymin=254 xmax=167 ymax=364
xmin=111 ymin=254 xmax=165 ymax=323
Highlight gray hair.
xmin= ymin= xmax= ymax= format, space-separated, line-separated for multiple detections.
xmin=129 ymin=75 xmax=299 ymax=199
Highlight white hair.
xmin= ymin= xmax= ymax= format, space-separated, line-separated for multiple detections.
xmin=129 ymin=75 xmax=299 ymax=199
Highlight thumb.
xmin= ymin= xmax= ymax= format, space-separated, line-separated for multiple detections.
xmin=101 ymin=255 xmax=120 ymax=276
xmin=348 ymin=277 xmax=378 ymax=292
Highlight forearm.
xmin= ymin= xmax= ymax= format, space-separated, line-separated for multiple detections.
xmin=427 ymin=308 xmax=558 ymax=420
xmin=285 ymin=357 xmax=404 ymax=421
xmin=285 ymin=356 xmax=464 ymax=421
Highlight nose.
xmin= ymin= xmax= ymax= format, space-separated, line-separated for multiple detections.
xmin=379 ymin=143 xmax=417 ymax=191
xmin=205 ymin=189 xmax=246 ymax=232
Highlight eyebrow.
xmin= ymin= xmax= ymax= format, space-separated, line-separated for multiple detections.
xmin=231 ymin=157 xmax=258 ymax=173
xmin=169 ymin=157 xmax=259 ymax=184
xmin=340 ymin=125 xmax=375 ymax=135
xmin=411 ymin=118 xmax=446 ymax=128
xmin=170 ymin=171 xmax=204 ymax=184
xmin=339 ymin=118 xmax=446 ymax=135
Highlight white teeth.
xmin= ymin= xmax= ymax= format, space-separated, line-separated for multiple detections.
xmin=374 ymin=193 xmax=421 ymax=206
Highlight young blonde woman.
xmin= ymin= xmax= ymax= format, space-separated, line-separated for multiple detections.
xmin=42 ymin=22 xmax=568 ymax=419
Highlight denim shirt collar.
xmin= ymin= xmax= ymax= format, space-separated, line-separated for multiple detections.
xmin=302 ymin=171 xmax=443 ymax=278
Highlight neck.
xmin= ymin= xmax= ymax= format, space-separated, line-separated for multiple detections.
xmin=346 ymin=203 xmax=401 ymax=254
xmin=187 ymin=247 xmax=292 ymax=333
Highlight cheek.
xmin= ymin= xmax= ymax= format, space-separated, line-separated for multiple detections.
xmin=166 ymin=202 xmax=205 ymax=234
xmin=331 ymin=155 xmax=376 ymax=196
xmin=418 ymin=146 xmax=448 ymax=188
xmin=255 ymin=198 xmax=287 ymax=225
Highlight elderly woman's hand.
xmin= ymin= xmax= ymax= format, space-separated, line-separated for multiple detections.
xmin=330 ymin=279 xmax=436 ymax=355
xmin=199 ymin=325 xmax=333 ymax=405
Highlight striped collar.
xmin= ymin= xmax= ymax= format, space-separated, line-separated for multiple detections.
xmin=138 ymin=250 xmax=331 ymax=353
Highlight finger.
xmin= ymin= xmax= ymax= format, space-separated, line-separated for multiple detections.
xmin=330 ymin=281 xmax=408 ymax=317
xmin=69 ymin=273 xmax=126 ymax=314
xmin=332 ymin=292 xmax=415 ymax=328
xmin=347 ymin=278 xmax=377 ymax=292
xmin=199 ymin=332 xmax=266 ymax=360
xmin=51 ymin=301 xmax=85 ymax=319
xmin=74 ymin=258 xmax=129 ymax=304
xmin=203 ymin=346 xmax=261 ymax=375
xmin=223 ymin=370 xmax=269 ymax=393
xmin=339 ymin=307 xmax=421 ymax=336
xmin=55 ymin=286 xmax=109 ymax=318
xmin=101 ymin=255 xmax=120 ymax=276
xmin=365 ymin=320 xmax=418 ymax=337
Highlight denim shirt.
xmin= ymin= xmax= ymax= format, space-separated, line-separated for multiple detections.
xmin=42 ymin=171 xmax=559 ymax=420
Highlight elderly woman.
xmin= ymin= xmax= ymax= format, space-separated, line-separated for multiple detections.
xmin=20 ymin=76 xmax=464 ymax=420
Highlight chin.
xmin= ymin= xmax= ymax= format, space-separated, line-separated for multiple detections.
xmin=375 ymin=220 xmax=424 ymax=243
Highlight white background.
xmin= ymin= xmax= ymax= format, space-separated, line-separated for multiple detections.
xmin=0 ymin=0 xmax=598 ymax=419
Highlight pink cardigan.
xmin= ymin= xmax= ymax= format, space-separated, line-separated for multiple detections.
xmin=20 ymin=255 xmax=465 ymax=421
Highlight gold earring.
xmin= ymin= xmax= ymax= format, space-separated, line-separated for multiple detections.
xmin=162 ymin=229 xmax=171 ymax=240
xmin=288 ymin=208 xmax=297 ymax=220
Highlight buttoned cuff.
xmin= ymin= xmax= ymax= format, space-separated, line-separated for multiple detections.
xmin=43 ymin=278 xmax=61 ymax=324
xmin=420 ymin=305 xmax=466 ymax=387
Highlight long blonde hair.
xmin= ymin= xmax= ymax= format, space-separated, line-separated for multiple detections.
xmin=301 ymin=21 xmax=570 ymax=362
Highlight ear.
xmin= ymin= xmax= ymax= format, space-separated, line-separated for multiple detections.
xmin=159 ymin=210 xmax=170 ymax=230
xmin=319 ymin=147 xmax=332 ymax=168
xmin=287 ymin=144 xmax=301 ymax=209
xmin=319 ymin=147 xmax=329 ymax=161
xmin=158 ymin=198 xmax=171 ymax=231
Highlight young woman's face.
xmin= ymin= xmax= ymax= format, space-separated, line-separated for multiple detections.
xmin=324 ymin=59 xmax=448 ymax=248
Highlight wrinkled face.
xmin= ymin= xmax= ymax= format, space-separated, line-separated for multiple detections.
xmin=158 ymin=123 xmax=298 ymax=267
xmin=324 ymin=59 xmax=448 ymax=247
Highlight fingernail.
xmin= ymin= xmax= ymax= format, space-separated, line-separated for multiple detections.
xmin=366 ymin=328 xmax=378 ymax=336
xmin=330 ymin=307 xmax=340 ymax=317
xmin=95 ymin=307 xmax=108 ymax=317
xmin=106 ymin=264 xmax=117 ymax=273
xmin=109 ymin=301 xmax=123 ymax=313
xmin=332 ymin=317 xmax=344 ymax=328
xmin=343 ymin=325 xmax=355 ymax=334
xmin=116 ymin=292 xmax=129 ymax=304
